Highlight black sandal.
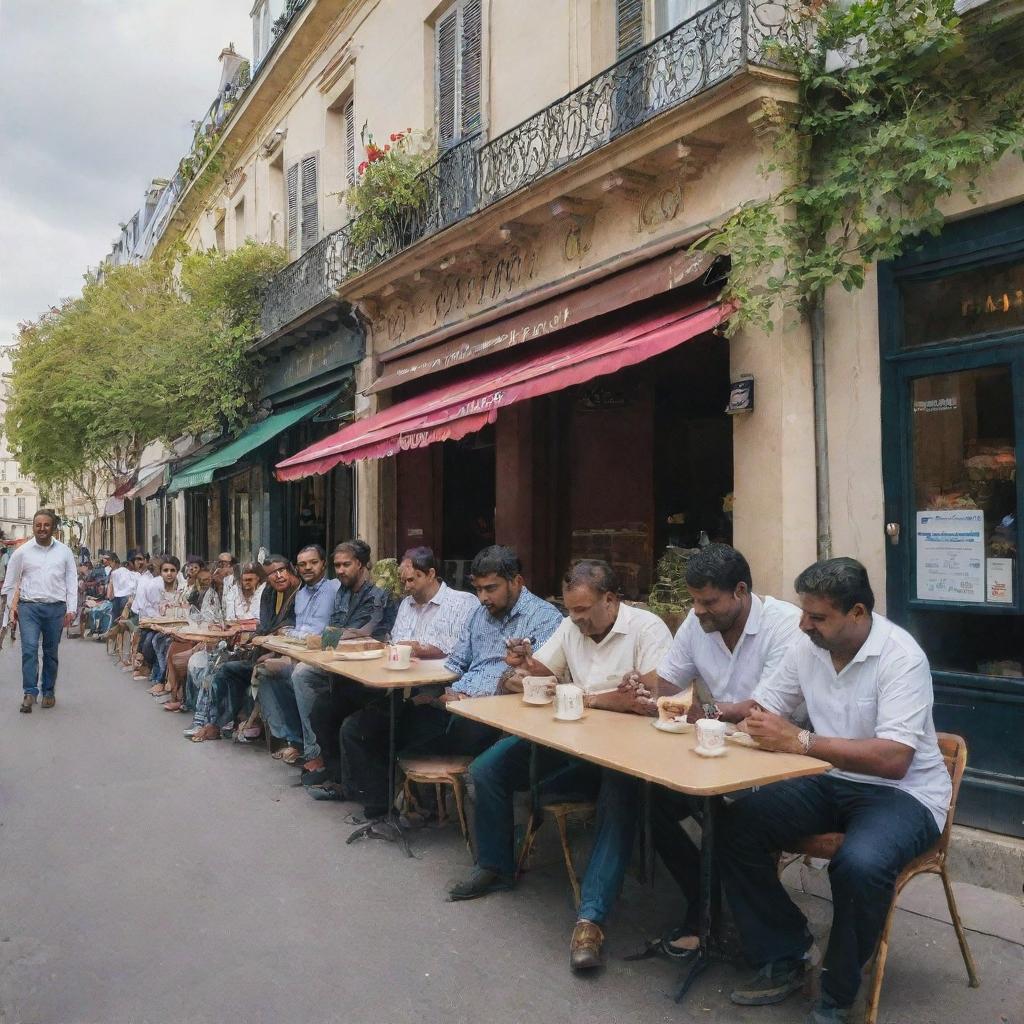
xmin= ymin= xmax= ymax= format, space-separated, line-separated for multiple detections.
xmin=624 ymin=926 xmax=699 ymax=962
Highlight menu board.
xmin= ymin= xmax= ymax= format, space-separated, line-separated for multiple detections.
xmin=916 ymin=509 xmax=985 ymax=603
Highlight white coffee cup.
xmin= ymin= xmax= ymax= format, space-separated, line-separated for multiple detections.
xmin=695 ymin=718 xmax=728 ymax=754
xmin=554 ymin=683 xmax=584 ymax=721
xmin=522 ymin=676 xmax=554 ymax=705
xmin=385 ymin=644 xmax=412 ymax=670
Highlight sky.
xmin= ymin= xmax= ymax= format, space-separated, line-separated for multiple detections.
xmin=0 ymin=0 xmax=252 ymax=349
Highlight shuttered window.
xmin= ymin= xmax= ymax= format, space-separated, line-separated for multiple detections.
xmin=435 ymin=0 xmax=482 ymax=149
xmin=285 ymin=154 xmax=320 ymax=256
xmin=300 ymin=154 xmax=319 ymax=253
xmin=343 ymin=97 xmax=356 ymax=188
xmin=286 ymin=161 xmax=299 ymax=255
xmin=616 ymin=0 xmax=645 ymax=56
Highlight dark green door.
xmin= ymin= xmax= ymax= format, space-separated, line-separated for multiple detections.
xmin=880 ymin=204 xmax=1024 ymax=838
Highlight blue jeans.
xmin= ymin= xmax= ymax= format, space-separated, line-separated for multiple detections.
xmin=18 ymin=601 xmax=66 ymax=696
xmin=470 ymin=736 xmax=639 ymax=923
xmin=718 ymin=774 xmax=940 ymax=1008
xmin=256 ymin=660 xmax=300 ymax=747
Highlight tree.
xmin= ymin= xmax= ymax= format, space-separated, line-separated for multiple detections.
xmin=698 ymin=0 xmax=1024 ymax=334
xmin=4 ymin=242 xmax=287 ymax=492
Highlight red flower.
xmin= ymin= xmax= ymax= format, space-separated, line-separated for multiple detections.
xmin=384 ymin=144 xmax=391 ymax=152
xmin=357 ymin=161 xmax=368 ymax=174
xmin=389 ymin=132 xmax=398 ymax=141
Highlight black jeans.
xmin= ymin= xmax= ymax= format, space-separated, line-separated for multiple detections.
xmin=340 ymin=698 xmax=499 ymax=816
xmin=718 ymin=775 xmax=940 ymax=1007
xmin=651 ymin=788 xmax=705 ymax=933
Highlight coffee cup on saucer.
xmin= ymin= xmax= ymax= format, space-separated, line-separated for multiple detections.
xmin=694 ymin=718 xmax=728 ymax=757
xmin=522 ymin=676 xmax=554 ymax=705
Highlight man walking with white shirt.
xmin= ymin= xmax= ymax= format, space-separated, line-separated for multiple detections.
xmin=2 ymin=509 xmax=79 ymax=713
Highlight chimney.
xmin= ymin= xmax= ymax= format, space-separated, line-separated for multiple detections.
xmin=217 ymin=42 xmax=245 ymax=92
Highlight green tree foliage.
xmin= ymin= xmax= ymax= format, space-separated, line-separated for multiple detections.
xmin=5 ymin=242 xmax=287 ymax=489
xmin=699 ymin=0 xmax=1024 ymax=334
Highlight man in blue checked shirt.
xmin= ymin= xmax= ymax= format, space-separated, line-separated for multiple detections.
xmin=339 ymin=545 xmax=562 ymax=820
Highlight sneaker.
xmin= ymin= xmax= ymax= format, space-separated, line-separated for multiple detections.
xmin=447 ymin=867 xmax=514 ymax=902
xmin=730 ymin=958 xmax=807 ymax=1006
xmin=40 ymin=694 xmax=55 ymax=709
xmin=19 ymin=694 xmax=35 ymax=714
xmin=806 ymin=996 xmax=852 ymax=1023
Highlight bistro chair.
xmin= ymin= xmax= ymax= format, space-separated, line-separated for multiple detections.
xmin=398 ymin=754 xmax=473 ymax=851
xmin=517 ymin=800 xmax=597 ymax=909
xmin=781 ymin=733 xmax=979 ymax=1024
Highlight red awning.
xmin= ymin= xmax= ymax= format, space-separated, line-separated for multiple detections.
xmin=275 ymin=299 xmax=727 ymax=481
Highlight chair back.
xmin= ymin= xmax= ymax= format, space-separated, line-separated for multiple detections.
xmin=934 ymin=733 xmax=967 ymax=860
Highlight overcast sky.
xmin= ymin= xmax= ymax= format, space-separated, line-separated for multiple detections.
xmin=0 ymin=1 xmax=252 ymax=348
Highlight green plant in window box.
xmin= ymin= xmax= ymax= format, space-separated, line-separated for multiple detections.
xmin=345 ymin=127 xmax=434 ymax=249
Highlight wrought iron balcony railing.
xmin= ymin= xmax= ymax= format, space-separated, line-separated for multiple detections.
xmin=261 ymin=0 xmax=792 ymax=339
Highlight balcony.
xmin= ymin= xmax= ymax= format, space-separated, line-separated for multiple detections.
xmin=260 ymin=0 xmax=790 ymax=339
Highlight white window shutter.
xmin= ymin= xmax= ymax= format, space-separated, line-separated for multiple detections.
xmin=286 ymin=161 xmax=299 ymax=255
xmin=344 ymin=98 xmax=356 ymax=188
xmin=616 ymin=0 xmax=645 ymax=56
xmin=460 ymin=0 xmax=482 ymax=137
xmin=300 ymin=153 xmax=319 ymax=253
xmin=436 ymin=5 xmax=458 ymax=149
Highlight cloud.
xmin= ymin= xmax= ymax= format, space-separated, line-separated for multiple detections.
xmin=0 ymin=0 xmax=251 ymax=342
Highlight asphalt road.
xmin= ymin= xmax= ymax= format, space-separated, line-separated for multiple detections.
xmin=1 ymin=638 xmax=1021 ymax=1024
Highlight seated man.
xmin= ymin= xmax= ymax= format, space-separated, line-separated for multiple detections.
xmin=447 ymin=559 xmax=672 ymax=974
xmin=340 ymin=544 xmax=560 ymax=817
xmin=717 ymin=558 xmax=951 ymax=1024
xmin=391 ymin=546 xmax=478 ymax=658
xmin=272 ymin=540 xmax=394 ymax=784
xmin=187 ymin=555 xmax=299 ymax=742
xmin=258 ymin=545 xmax=340 ymax=765
xmin=646 ymin=543 xmax=801 ymax=958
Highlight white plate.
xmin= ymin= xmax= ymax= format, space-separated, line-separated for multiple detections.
xmin=332 ymin=649 xmax=384 ymax=661
xmin=693 ymin=744 xmax=727 ymax=758
xmin=653 ymin=718 xmax=692 ymax=734
xmin=553 ymin=713 xmax=586 ymax=722
xmin=727 ymin=731 xmax=758 ymax=748
xmin=522 ymin=696 xmax=553 ymax=706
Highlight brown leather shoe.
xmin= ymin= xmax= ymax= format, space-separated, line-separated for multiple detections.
xmin=569 ymin=920 xmax=605 ymax=972
xmin=41 ymin=694 xmax=55 ymax=709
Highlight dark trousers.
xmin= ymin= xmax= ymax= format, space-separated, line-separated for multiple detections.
xmin=651 ymin=788 xmax=705 ymax=933
xmin=719 ymin=775 xmax=940 ymax=1007
xmin=138 ymin=629 xmax=158 ymax=667
xmin=212 ymin=658 xmax=256 ymax=728
xmin=340 ymin=698 xmax=499 ymax=816
xmin=18 ymin=600 xmax=66 ymax=696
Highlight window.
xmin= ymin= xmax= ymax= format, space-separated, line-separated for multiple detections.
xmin=2 ymin=497 xmax=7 ymax=517
xmin=616 ymin=0 xmax=644 ymax=56
xmin=286 ymin=154 xmax=319 ymax=255
xmin=435 ymin=0 xmax=482 ymax=150
xmin=0 ymin=462 xmax=5 ymax=481
xmin=344 ymin=97 xmax=356 ymax=188
xmin=17 ymin=497 xmax=25 ymax=519
xmin=234 ymin=198 xmax=246 ymax=245
xmin=616 ymin=0 xmax=716 ymax=57
xmin=252 ymin=0 xmax=272 ymax=65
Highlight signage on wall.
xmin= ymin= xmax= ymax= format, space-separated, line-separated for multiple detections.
xmin=916 ymin=509 xmax=985 ymax=603
xmin=726 ymin=376 xmax=754 ymax=415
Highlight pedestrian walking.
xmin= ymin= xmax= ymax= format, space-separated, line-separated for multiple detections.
xmin=1 ymin=509 xmax=78 ymax=713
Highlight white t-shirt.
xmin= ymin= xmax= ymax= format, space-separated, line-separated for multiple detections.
xmin=227 ymin=583 xmax=265 ymax=621
xmin=110 ymin=565 xmax=139 ymax=599
xmin=753 ymin=613 xmax=951 ymax=831
xmin=534 ymin=602 xmax=673 ymax=694
xmin=658 ymin=595 xmax=802 ymax=704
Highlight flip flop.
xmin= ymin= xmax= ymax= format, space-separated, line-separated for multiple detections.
xmin=624 ymin=927 xmax=699 ymax=963
xmin=280 ymin=747 xmax=303 ymax=765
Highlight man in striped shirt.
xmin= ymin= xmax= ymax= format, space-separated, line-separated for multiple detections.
xmin=391 ymin=546 xmax=478 ymax=658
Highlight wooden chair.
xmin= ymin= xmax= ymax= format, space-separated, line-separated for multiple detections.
xmin=782 ymin=733 xmax=979 ymax=1024
xmin=399 ymin=754 xmax=473 ymax=850
xmin=517 ymin=800 xmax=597 ymax=908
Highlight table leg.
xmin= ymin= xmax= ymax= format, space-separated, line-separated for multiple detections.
xmin=674 ymin=794 xmax=720 ymax=1002
xmin=346 ymin=687 xmax=412 ymax=857
xmin=641 ymin=781 xmax=654 ymax=886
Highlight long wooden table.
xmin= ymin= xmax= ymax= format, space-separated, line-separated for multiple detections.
xmin=450 ymin=694 xmax=828 ymax=999
xmin=255 ymin=636 xmax=455 ymax=853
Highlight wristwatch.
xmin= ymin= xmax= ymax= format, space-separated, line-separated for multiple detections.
xmin=797 ymin=728 xmax=814 ymax=754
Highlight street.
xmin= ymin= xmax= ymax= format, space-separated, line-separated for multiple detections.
xmin=1 ymin=639 xmax=1021 ymax=1024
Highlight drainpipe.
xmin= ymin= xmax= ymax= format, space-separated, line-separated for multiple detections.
xmin=810 ymin=296 xmax=832 ymax=561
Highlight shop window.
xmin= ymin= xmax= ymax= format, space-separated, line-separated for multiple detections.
xmin=901 ymin=258 xmax=1024 ymax=348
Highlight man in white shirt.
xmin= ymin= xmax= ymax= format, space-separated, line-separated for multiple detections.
xmin=391 ymin=546 xmax=477 ymax=657
xmin=2 ymin=509 xmax=79 ymax=712
xmin=645 ymin=544 xmax=801 ymax=959
xmin=449 ymin=559 xmax=673 ymax=975
xmin=717 ymin=558 xmax=951 ymax=1024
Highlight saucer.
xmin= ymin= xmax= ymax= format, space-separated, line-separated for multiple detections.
xmin=653 ymin=718 xmax=692 ymax=734
xmin=553 ymin=713 xmax=586 ymax=722
xmin=693 ymin=744 xmax=727 ymax=758
xmin=522 ymin=696 xmax=553 ymax=706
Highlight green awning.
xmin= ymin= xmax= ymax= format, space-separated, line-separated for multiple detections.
xmin=166 ymin=393 xmax=334 ymax=495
